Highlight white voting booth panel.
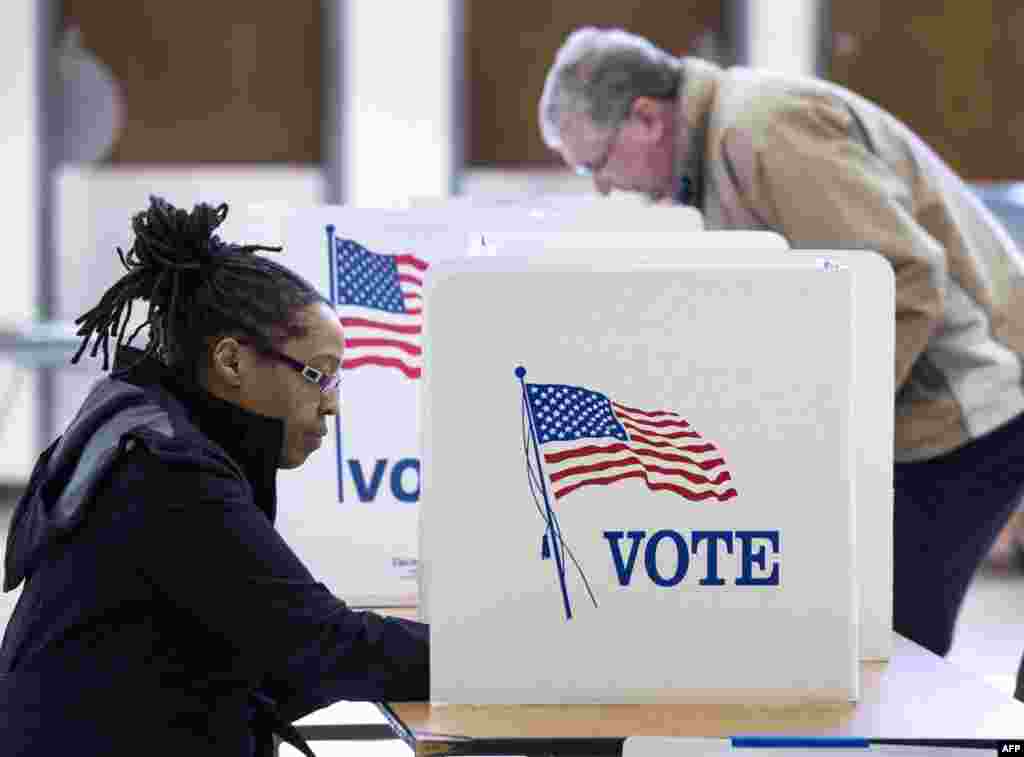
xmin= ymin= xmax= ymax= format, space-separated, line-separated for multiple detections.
xmin=479 ymin=230 xmax=789 ymax=256
xmin=269 ymin=205 xmax=705 ymax=606
xmin=477 ymin=234 xmax=896 ymax=662
xmin=705 ymin=249 xmax=894 ymax=663
xmin=271 ymin=206 xmax=488 ymax=606
xmin=413 ymin=194 xmax=705 ymax=238
xmin=416 ymin=231 xmax=789 ymax=618
xmin=417 ymin=194 xmax=703 ymax=217
xmin=421 ymin=256 xmax=859 ymax=704
xmin=262 ymin=204 xmax=710 ymax=607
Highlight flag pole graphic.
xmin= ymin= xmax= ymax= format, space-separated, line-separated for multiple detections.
xmin=326 ymin=225 xmax=344 ymax=504
xmin=516 ymin=366 xmax=573 ymax=620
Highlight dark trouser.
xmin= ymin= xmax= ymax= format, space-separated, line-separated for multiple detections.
xmin=892 ymin=410 xmax=1024 ymax=701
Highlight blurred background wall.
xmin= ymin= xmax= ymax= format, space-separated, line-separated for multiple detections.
xmin=0 ymin=2 xmax=41 ymax=482
xmin=4 ymin=0 xmax=1024 ymax=483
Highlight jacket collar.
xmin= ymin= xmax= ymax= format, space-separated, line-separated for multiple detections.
xmin=113 ymin=347 xmax=283 ymax=522
xmin=672 ymin=57 xmax=722 ymax=209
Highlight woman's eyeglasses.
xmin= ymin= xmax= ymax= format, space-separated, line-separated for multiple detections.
xmin=240 ymin=341 xmax=341 ymax=394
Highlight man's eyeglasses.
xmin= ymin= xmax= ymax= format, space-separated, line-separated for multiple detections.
xmin=574 ymin=121 xmax=623 ymax=178
xmin=241 ymin=341 xmax=341 ymax=395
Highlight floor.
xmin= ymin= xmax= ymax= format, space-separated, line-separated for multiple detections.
xmin=947 ymin=558 xmax=1024 ymax=698
xmin=0 ymin=488 xmax=1020 ymax=756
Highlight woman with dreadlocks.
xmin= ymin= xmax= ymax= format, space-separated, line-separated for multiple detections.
xmin=0 ymin=197 xmax=428 ymax=756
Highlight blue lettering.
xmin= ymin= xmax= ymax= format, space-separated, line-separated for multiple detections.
xmin=736 ymin=530 xmax=781 ymax=586
xmin=348 ymin=459 xmax=388 ymax=502
xmin=692 ymin=531 xmax=733 ymax=586
xmin=346 ymin=459 xmax=421 ymax=503
xmin=390 ymin=458 xmax=421 ymax=503
xmin=603 ymin=528 xmax=782 ymax=587
xmin=602 ymin=530 xmax=647 ymax=586
xmin=644 ymin=529 xmax=689 ymax=587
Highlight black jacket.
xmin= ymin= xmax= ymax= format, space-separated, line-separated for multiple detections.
xmin=0 ymin=348 xmax=429 ymax=756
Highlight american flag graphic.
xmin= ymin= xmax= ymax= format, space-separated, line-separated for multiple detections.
xmin=524 ymin=382 xmax=738 ymax=502
xmin=333 ymin=238 xmax=427 ymax=380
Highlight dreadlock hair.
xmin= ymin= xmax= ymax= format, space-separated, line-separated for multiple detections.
xmin=72 ymin=196 xmax=331 ymax=381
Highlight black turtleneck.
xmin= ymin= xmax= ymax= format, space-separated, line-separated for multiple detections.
xmin=114 ymin=346 xmax=284 ymax=523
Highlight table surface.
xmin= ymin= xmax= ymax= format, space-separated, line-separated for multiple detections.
xmin=378 ymin=631 xmax=1024 ymax=756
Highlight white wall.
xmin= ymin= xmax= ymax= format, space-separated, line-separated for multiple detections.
xmin=339 ymin=0 xmax=457 ymax=207
xmin=53 ymin=165 xmax=324 ymax=437
xmin=747 ymin=0 xmax=820 ymax=76
xmin=0 ymin=0 xmax=40 ymax=482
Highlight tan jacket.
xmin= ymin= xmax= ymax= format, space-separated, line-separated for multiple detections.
xmin=675 ymin=58 xmax=1024 ymax=462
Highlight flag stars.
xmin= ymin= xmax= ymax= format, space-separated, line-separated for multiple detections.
xmin=335 ymin=239 xmax=407 ymax=313
xmin=526 ymin=383 xmax=629 ymax=443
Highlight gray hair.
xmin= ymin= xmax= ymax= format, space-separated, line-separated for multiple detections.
xmin=539 ymin=27 xmax=683 ymax=149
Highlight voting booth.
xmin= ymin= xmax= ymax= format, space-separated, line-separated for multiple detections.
xmin=421 ymin=253 xmax=873 ymax=704
xmin=267 ymin=203 xmax=706 ymax=607
xmin=463 ymin=233 xmax=896 ymax=663
xmin=272 ymin=207 xmax=469 ymax=606
xmin=243 ymin=202 xmax=894 ymax=704
xmin=468 ymin=196 xmax=705 ymax=248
